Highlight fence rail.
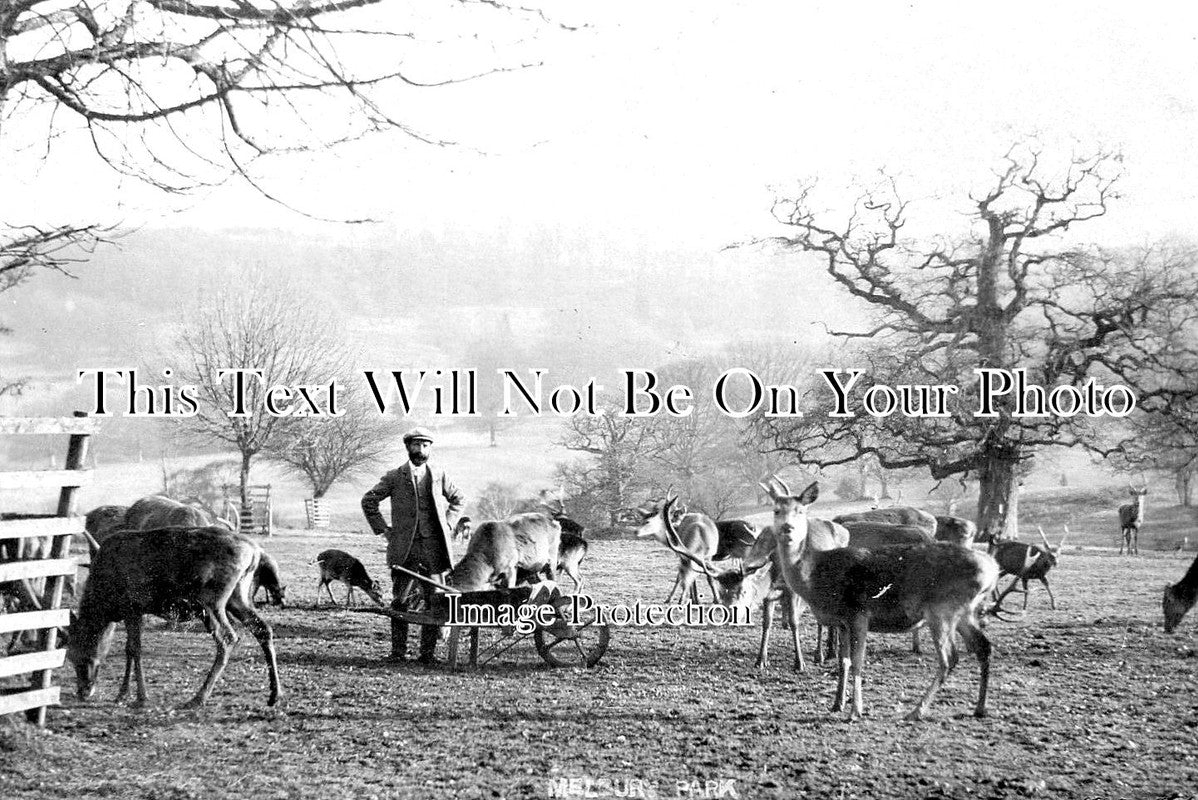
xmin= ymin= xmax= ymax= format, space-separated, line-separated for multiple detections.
xmin=0 ymin=412 xmax=91 ymax=727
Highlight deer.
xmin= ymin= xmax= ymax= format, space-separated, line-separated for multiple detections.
xmin=251 ymin=551 xmax=287 ymax=608
xmin=313 ymin=550 xmax=384 ymax=607
xmin=1163 ymin=551 xmax=1198 ymax=633
xmin=990 ymin=526 xmax=1067 ymax=612
xmin=1119 ymin=485 xmax=1149 ymax=555
xmin=528 ymin=494 xmax=590 ymax=593
xmin=632 ymin=499 xmax=720 ymax=604
xmin=657 ymin=479 xmax=848 ymax=671
xmin=453 ymin=516 xmax=473 ymax=545
xmin=66 ymin=526 xmax=282 ymax=709
xmin=833 ymin=507 xmax=938 ymax=538
xmin=756 ymin=476 xmax=999 ymax=721
xmin=934 ymin=515 xmax=979 ymax=547
xmin=713 ymin=519 xmax=757 ymax=560
xmin=445 ymin=512 xmax=562 ymax=593
xmin=660 ymin=516 xmax=806 ymax=671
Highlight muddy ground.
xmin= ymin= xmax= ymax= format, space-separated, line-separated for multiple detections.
xmin=2 ymin=532 xmax=1197 ymax=800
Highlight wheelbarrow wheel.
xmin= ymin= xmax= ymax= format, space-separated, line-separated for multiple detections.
xmin=533 ymin=613 xmax=611 ymax=668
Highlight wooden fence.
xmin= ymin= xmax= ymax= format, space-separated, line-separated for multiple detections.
xmin=0 ymin=414 xmax=94 ymax=726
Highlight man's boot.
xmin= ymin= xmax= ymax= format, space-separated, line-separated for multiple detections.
xmin=387 ymin=617 xmax=408 ymax=662
xmin=418 ymin=624 xmax=439 ymax=665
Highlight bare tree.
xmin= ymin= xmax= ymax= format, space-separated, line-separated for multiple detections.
xmin=0 ymin=1 xmax=569 ymax=368
xmin=265 ymin=384 xmax=393 ymax=498
xmin=749 ymin=146 xmax=1198 ymax=540
xmin=1108 ymin=401 xmax=1198 ymax=506
xmin=0 ymin=224 xmax=109 ymax=394
xmin=168 ymin=273 xmax=344 ymax=509
xmin=560 ymin=398 xmax=657 ymax=526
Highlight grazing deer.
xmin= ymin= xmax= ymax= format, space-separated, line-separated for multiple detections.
xmin=833 ymin=507 xmax=938 ymax=538
xmin=446 ymin=512 xmax=561 ymax=593
xmin=760 ymin=477 xmax=999 ymax=721
xmin=1162 ymin=552 xmax=1198 ymax=633
xmin=66 ymin=526 xmax=282 ymax=709
xmin=251 ymin=551 xmax=287 ymax=608
xmin=633 ymin=499 xmax=720 ymax=604
xmin=313 ymin=550 xmax=384 ymax=607
xmin=989 ymin=527 xmax=1067 ymax=612
xmin=1119 ymin=486 xmax=1149 ymax=555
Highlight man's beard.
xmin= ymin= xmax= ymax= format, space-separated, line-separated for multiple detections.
xmin=408 ymin=452 xmax=429 ymax=466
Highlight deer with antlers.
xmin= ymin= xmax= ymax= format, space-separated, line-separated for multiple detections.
xmin=1119 ymin=485 xmax=1149 ymax=556
xmin=632 ymin=499 xmax=721 ymax=604
xmin=754 ymin=477 xmax=998 ymax=720
xmin=990 ymin=526 xmax=1067 ymax=612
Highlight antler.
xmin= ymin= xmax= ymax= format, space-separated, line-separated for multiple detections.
xmin=1036 ymin=526 xmax=1054 ymax=553
xmin=771 ymin=474 xmax=792 ymax=497
xmin=660 ymin=497 xmax=717 ymax=577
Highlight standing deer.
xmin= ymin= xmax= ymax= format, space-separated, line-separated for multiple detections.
xmin=1163 ymin=551 xmax=1198 ymax=633
xmin=1119 ymin=485 xmax=1149 ymax=555
xmin=661 ymin=517 xmax=806 ymax=671
xmin=67 ymin=526 xmax=281 ymax=709
xmin=759 ymin=477 xmax=998 ymax=721
xmin=633 ymin=499 xmax=720 ymax=604
xmin=990 ymin=527 xmax=1067 ymax=612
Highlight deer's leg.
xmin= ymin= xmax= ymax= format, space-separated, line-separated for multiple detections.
xmin=323 ymin=581 xmax=338 ymax=607
xmin=128 ymin=617 xmax=148 ymax=707
xmin=704 ymin=574 xmax=718 ymax=604
xmin=756 ymin=595 xmax=774 ymax=670
xmin=846 ymin=616 xmax=868 ymax=721
xmin=227 ymin=596 xmax=282 ymax=708
xmin=1119 ymin=528 xmax=1126 ymax=555
xmin=1022 ymin=578 xmax=1031 ymax=610
xmin=912 ymin=627 xmax=922 ymax=655
xmin=676 ymin=567 xmax=699 ymax=606
xmin=347 ymin=585 xmax=354 ymax=606
xmin=993 ymin=575 xmax=1022 ymax=609
xmin=116 ymin=619 xmax=137 ymax=703
xmin=787 ymin=593 xmax=805 ymax=673
xmin=831 ymin=623 xmax=850 ymax=713
xmin=182 ymin=604 xmax=236 ymax=709
xmin=663 ymin=567 xmax=684 ymax=605
xmin=906 ymin=613 xmax=954 ymax=721
xmin=955 ymin=612 xmax=991 ymax=718
xmin=1040 ymin=577 xmax=1056 ymax=609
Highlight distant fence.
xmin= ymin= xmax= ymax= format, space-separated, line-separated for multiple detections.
xmin=0 ymin=413 xmax=94 ymax=726
xmin=305 ymin=497 xmax=329 ymax=529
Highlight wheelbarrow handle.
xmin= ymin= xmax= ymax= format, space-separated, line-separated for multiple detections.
xmin=389 ymin=563 xmax=462 ymax=595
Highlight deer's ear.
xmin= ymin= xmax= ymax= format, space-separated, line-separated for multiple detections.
xmin=797 ymin=481 xmax=820 ymax=506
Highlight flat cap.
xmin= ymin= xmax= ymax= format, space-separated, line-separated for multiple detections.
xmin=402 ymin=426 xmax=434 ymax=445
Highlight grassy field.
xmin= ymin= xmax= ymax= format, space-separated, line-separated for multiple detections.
xmin=2 ymin=517 xmax=1198 ymax=799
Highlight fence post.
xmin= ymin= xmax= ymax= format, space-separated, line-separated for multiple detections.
xmin=28 ymin=411 xmax=88 ymax=725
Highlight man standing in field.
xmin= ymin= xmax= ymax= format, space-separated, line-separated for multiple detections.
xmin=361 ymin=427 xmax=465 ymax=664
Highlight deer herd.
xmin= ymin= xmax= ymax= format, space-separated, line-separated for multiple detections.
xmin=5 ymin=477 xmax=1191 ymax=722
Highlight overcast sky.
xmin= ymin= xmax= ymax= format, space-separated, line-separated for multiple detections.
xmin=7 ymin=1 xmax=1198 ymax=250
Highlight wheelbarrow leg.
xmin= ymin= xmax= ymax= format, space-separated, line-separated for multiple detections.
xmin=447 ymin=627 xmax=462 ymax=671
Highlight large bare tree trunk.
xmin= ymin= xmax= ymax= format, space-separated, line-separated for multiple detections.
xmin=977 ymin=446 xmax=1020 ymax=541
